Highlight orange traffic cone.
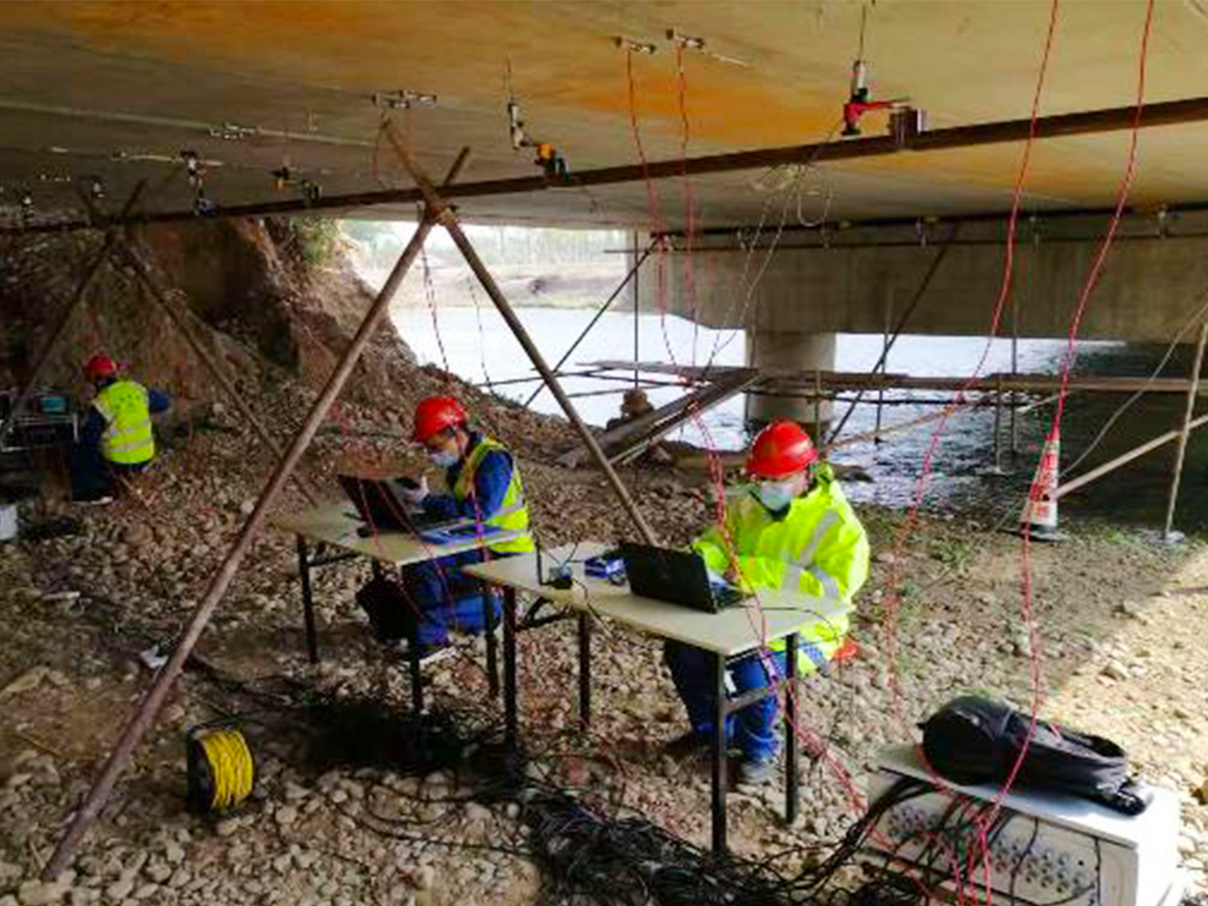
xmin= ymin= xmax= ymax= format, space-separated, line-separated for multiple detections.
xmin=1019 ymin=429 xmax=1065 ymax=542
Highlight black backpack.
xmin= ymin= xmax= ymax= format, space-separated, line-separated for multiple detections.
xmin=920 ymin=696 xmax=1147 ymax=815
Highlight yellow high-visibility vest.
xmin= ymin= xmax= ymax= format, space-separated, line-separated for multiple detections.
xmin=93 ymin=379 xmax=155 ymax=466
xmin=693 ymin=464 xmax=870 ymax=674
xmin=452 ymin=436 xmax=534 ymax=555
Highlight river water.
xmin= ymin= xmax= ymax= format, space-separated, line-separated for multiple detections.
xmin=393 ymin=305 xmax=1208 ymax=531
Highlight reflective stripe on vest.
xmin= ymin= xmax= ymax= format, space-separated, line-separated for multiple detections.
xmin=94 ymin=380 xmax=154 ymax=466
xmin=769 ymin=608 xmax=849 ymax=676
xmin=452 ymin=436 xmax=534 ymax=554
xmin=780 ymin=509 xmax=841 ymax=594
xmin=777 ymin=506 xmax=845 ymax=669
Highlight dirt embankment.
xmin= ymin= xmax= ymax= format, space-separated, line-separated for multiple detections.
xmin=1 ymin=218 xmax=419 ymax=411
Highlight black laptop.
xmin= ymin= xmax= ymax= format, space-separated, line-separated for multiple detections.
xmin=619 ymin=541 xmax=746 ymax=613
xmin=338 ymin=474 xmax=455 ymax=534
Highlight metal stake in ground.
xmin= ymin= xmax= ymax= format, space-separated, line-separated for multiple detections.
xmin=383 ymin=123 xmax=660 ymax=547
xmin=41 ymin=149 xmax=471 ymax=879
xmin=0 ymin=181 xmax=147 ymax=451
xmin=1163 ymin=319 xmax=1208 ymax=539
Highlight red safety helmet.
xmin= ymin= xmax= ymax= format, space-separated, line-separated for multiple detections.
xmin=746 ymin=421 xmax=818 ymax=478
xmin=412 ymin=396 xmax=468 ymax=443
xmin=83 ymin=354 xmax=118 ymax=382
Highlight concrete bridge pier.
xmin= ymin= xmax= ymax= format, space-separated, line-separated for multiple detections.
xmin=744 ymin=329 xmax=835 ymax=439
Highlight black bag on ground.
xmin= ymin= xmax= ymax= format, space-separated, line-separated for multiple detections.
xmin=356 ymin=576 xmax=417 ymax=642
xmin=920 ymin=695 xmax=1147 ymax=815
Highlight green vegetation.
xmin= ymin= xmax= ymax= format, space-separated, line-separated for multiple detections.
xmin=930 ymin=536 xmax=975 ymax=570
xmin=280 ymin=217 xmax=341 ymax=269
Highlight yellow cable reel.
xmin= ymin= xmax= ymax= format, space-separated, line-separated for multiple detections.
xmin=186 ymin=726 xmax=255 ymax=814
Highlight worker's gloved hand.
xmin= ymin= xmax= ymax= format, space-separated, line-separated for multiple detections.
xmin=398 ymin=476 xmax=429 ymax=509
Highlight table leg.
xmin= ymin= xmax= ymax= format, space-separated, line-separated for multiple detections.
xmin=578 ymin=612 xmax=592 ymax=732
xmin=785 ymin=633 xmax=800 ymax=826
xmin=408 ymin=617 xmax=424 ymax=715
xmin=481 ymin=580 xmax=500 ymax=698
xmin=296 ymin=536 xmax=319 ymax=665
xmin=711 ymin=652 xmax=728 ymax=854
xmin=503 ymin=587 xmax=519 ymax=751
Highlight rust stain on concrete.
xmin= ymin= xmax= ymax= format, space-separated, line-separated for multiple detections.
xmin=567 ymin=65 xmax=840 ymax=149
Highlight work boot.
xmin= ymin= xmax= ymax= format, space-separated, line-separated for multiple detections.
xmin=72 ymin=495 xmax=113 ymax=507
xmin=388 ymin=639 xmax=457 ymax=668
xmin=414 ymin=644 xmax=457 ymax=667
xmin=662 ymin=730 xmax=710 ymax=762
xmin=736 ymin=757 xmax=777 ymax=787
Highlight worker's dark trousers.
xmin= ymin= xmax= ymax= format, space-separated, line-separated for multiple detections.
xmin=401 ymin=549 xmax=514 ymax=648
xmin=664 ymin=642 xmax=788 ymax=764
xmin=69 ymin=442 xmax=149 ymax=501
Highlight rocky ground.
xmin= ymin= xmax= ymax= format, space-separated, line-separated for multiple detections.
xmin=2 ymin=371 xmax=1208 ymax=906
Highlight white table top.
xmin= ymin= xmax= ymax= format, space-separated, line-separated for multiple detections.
xmin=462 ymin=542 xmax=853 ymax=656
xmin=271 ymin=502 xmax=526 ymax=567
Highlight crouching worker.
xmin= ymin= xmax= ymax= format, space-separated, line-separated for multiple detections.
xmin=397 ymin=396 xmax=533 ymax=659
xmin=71 ymin=354 xmax=171 ymax=504
xmin=664 ymin=421 xmax=870 ymax=784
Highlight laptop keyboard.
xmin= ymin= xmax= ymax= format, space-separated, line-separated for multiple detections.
xmin=712 ymin=585 xmax=746 ymax=608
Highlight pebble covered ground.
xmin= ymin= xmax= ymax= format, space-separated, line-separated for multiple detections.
xmin=2 ymin=382 xmax=1207 ymax=906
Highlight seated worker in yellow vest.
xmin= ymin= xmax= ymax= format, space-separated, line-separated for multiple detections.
xmin=664 ymin=421 xmax=870 ymax=784
xmin=70 ymin=354 xmax=171 ymax=504
xmin=396 ymin=396 xmax=534 ymax=657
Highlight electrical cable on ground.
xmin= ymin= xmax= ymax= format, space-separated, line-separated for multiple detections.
xmin=183 ymin=657 xmax=958 ymax=906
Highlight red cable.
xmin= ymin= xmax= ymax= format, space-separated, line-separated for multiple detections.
xmin=626 ymin=45 xmax=875 ymax=826
xmin=675 ymin=43 xmax=701 ymax=366
xmin=884 ymin=0 xmax=1156 ymax=898
xmin=420 ymin=244 xmax=452 ymax=379
xmin=1009 ymin=0 xmax=1155 ymax=834
xmin=870 ymin=0 xmax=1062 ymax=894
xmin=882 ymin=0 xmax=1060 ymax=731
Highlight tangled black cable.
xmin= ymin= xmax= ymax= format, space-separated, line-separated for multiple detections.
xmin=185 ymin=663 xmax=931 ymax=906
xmin=853 ymin=784 xmax=1113 ymax=906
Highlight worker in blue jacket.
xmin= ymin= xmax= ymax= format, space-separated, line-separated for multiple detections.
xmin=397 ymin=396 xmax=533 ymax=658
xmin=71 ymin=354 xmax=171 ymax=504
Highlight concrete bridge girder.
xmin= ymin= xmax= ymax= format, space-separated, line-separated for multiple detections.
xmin=648 ymin=212 xmax=1208 ymax=344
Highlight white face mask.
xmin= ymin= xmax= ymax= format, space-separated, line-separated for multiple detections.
xmin=758 ymin=480 xmax=797 ymax=512
xmin=429 ymin=450 xmax=459 ymax=468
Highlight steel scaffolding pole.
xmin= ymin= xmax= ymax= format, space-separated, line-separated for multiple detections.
xmin=523 ymin=240 xmax=655 ymax=408
xmin=1163 ymin=320 xmax=1208 ymax=538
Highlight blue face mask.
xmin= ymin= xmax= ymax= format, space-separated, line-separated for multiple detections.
xmin=758 ymin=480 xmax=797 ymax=512
xmin=429 ymin=450 xmax=459 ymax=468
